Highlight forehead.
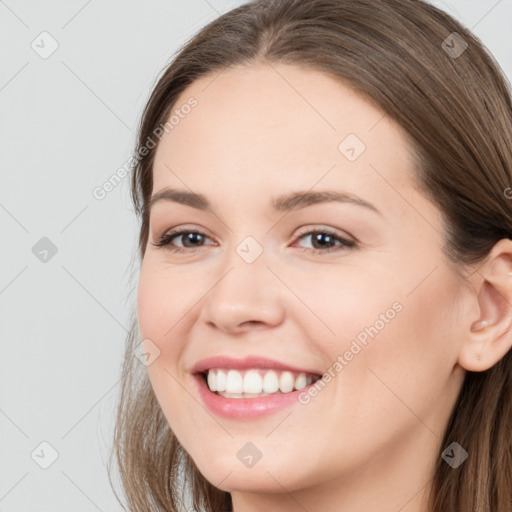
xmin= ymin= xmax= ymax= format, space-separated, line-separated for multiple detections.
xmin=151 ymin=62 xmax=421 ymax=217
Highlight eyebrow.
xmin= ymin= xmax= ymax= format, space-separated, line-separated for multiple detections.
xmin=149 ymin=187 xmax=382 ymax=216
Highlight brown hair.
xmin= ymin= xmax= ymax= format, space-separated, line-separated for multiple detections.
xmin=110 ymin=0 xmax=512 ymax=510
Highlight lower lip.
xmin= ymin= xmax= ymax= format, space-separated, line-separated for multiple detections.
xmin=193 ymin=373 xmax=318 ymax=419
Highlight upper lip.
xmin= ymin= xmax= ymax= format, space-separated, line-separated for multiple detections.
xmin=191 ymin=355 xmax=322 ymax=376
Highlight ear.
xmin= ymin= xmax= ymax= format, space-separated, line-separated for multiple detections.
xmin=458 ymin=238 xmax=512 ymax=372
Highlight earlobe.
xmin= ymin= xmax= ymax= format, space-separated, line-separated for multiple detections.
xmin=458 ymin=239 xmax=512 ymax=372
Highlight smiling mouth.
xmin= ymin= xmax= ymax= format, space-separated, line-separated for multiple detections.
xmin=198 ymin=368 xmax=322 ymax=399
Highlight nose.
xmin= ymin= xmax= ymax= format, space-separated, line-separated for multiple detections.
xmin=199 ymin=247 xmax=287 ymax=334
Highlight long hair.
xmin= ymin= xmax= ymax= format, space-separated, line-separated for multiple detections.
xmin=110 ymin=1 xmax=512 ymax=510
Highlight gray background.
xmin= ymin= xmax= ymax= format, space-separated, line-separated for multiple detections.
xmin=0 ymin=1 xmax=510 ymax=510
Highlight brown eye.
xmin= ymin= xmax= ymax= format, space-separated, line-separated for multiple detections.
xmin=294 ymin=228 xmax=356 ymax=254
xmin=152 ymin=229 xmax=213 ymax=251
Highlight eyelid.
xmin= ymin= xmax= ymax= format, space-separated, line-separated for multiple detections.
xmin=154 ymin=224 xmax=354 ymax=243
xmin=152 ymin=223 xmax=357 ymax=255
xmin=155 ymin=224 xmax=214 ymax=240
xmin=294 ymin=224 xmax=356 ymax=242
xmin=151 ymin=225 xmax=216 ymax=249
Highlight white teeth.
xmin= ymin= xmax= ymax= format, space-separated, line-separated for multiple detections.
xmin=207 ymin=370 xmax=217 ymax=392
xmin=216 ymin=368 xmax=227 ymax=391
xmin=262 ymin=370 xmax=279 ymax=393
xmin=205 ymin=368 xmax=316 ymax=396
xmin=225 ymin=369 xmax=243 ymax=393
xmin=294 ymin=373 xmax=307 ymax=390
xmin=279 ymin=371 xmax=295 ymax=393
xmin=243 ymin=370 xmax=263 ymax=393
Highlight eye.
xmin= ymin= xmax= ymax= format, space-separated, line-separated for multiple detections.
xmin=151 ymin=226 xmax=357 ymax=254
xmin=151 ymin=228 xmax=214 ymax=252
xmin=292 ymin=227 xmax=357 ymax=254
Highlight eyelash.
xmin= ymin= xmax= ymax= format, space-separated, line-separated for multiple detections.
xmin=151 ymin=227 xmax=357 ymax=254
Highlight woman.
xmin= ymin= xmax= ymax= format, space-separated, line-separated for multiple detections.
xmin=111 ymin=1 xmax=512 ymax=510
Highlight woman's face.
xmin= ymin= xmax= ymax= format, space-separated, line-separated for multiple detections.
xmin=137 ymin=63 xmax=469 ymax=507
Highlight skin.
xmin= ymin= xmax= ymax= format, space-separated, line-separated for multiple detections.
xmin=137 ymin=62 xmax=512 ymax=512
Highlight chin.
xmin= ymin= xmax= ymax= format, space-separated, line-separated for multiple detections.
xmin=191 ymin=450 xmax=313 ymax=494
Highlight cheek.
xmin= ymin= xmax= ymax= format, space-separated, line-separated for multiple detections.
xmin=305 ymin=260 xmax=456 ymax=399
xmin=136 ymin=260 xmax=196 ymax=433
xmin=137 ymin=265 xmax=164 ymax=342
xmin=289 ymin=265 xmax=402 ymax=353
xmin=136 ymin=255 xmax=213 ymax=408
xmin=335 ymin=269 xmax=459 ymax=424
xmin=136 ymin=259 xmax=189 ymax=358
